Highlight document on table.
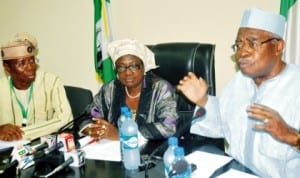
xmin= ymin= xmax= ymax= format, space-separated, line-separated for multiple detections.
xmin=0 ymin=139 xmax=30 ymax=150
xmin=80 ymin=137 xmax=121 ymax=162
xmin=216 ymin=168 xmax=259 ymax=178
xmin=185 ymin=151 xmax=233 ymax=178
xmin=79 ymin=133 xmax=147 ymax=162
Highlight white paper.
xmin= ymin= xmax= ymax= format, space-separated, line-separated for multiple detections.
xmin=79 ymin=134 xmax=147 ymax=162
xmin=0 ymin=139 xmax=30 ymax=150
xmin=80 ymin=137 xmax=121 ymax=162
xmin=185 ymin=151 xmax=233 ymax=178
xmin=216 ymin=168 xmax=259 ymax=178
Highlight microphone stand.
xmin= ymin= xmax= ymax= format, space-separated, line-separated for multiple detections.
xmin=57 ymin=110 xmax=91 ymax=133
xmin=143 ymin=106 xmax=206 ymax=178
xmin=55 ymin=110 xmax=92 ymax=149
xmin=142 ymin=117 xmax=192 ymax=178
xmin=33 ymin=157 xmax=74 ymax=178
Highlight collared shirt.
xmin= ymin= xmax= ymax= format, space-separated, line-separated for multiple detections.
xmin=0 ymin=70 xmax=73 ymax=140
xmin=191 ymin=64 xmax=300 ymax=178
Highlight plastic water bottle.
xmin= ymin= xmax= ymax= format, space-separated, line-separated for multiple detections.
xmin=118 ymin=106 xmax=129 ymax=130
xmin=121 ymin=111 xmax=140 ymax=170
xmin=163 ymin=136 xmax=178 ymax=177
xmin=169 ymin=147 xmax=191 ymax=178
xmin=118 ymin=106 xmax=129 ymax=160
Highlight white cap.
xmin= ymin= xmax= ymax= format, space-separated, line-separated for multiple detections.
xmin=1 ymin=32 xmax=38 ymax=60
xmin=108 ymin=39 xmax=159 ymax=72
xmin=240 ymin=8 xmax=286 ymax=38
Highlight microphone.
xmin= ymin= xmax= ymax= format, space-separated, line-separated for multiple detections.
xmin=26 ymin=142 xmax=49 ymax=155
xmin=57 ymin=109 xmax=91 ymax=133
xmin=168 ymin=161 xmax=197 ymax=177
xmin=33 ymin=142 xmax=64 ymax=161
xmin=63 ymin=149 xmax=85 ymax=167
xmin=11 ymin=144 xmax=35 ymax=170
xmin=195 ymin=106 xmax=206 ymax=118
xmin=33 ymin=157 xmax=74 ymax=178
xmin=143 ymin=106 xmax=206 ymax=177
xmin=44 ymin=141 xmax=64 ymax=155
xmin=56 ymin=110 xmax=91 ymax=149
xmin=168 ymin=159 xmax=188 ymax=177
xmin=147 ymin=107 xmax=207 ymax=158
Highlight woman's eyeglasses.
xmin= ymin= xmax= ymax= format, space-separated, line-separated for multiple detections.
xmin=116 ymin=63 xmax=143 ymax=73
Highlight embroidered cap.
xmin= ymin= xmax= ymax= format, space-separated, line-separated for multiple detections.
xmin=108 ymin=39 xmax=159 ymax=72
xmin=1 ymin=32 xmax=38 ymax=60
xmin=240 ymin=8 xmax=286 ymax=38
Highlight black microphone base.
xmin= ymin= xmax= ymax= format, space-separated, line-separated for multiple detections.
xmin=32 ymin=151 xmax=68 ymax=177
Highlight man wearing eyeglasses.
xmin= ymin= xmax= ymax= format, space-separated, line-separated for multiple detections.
xmin=0 ymin=32 xmax=72 ymax=141
xmin=178 ymin=8 xmax=300 ymax=178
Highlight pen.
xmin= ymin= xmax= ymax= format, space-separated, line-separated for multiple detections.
xmin=81 ymin=139 xmax=96 ymax=148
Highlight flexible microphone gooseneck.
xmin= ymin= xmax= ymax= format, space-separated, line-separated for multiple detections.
xmin=143 ymin=107 xmax=206 ymax=178
xmin=55 ymin=110 xmax=91 ymax=150
xmin=57 ymin=110 xmax=91 ymax=133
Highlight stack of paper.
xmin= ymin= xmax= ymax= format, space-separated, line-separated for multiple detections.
xmin=80 ymin=138 xmax=121 ymax=162
xmin=185 ymin=151 xmax=232 ymax=178
xmin=185 ymin=151 xmax=259 ymax=178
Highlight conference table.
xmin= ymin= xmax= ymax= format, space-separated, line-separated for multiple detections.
xmin=6 ymin=136 xmax=256 ymax=178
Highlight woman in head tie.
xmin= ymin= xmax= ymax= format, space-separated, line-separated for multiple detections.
xmin=79 ymin=39 xmax=178 ymax=141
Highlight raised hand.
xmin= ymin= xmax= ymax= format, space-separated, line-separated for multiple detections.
xmin=177 ymin=72 xmax=208 ymax=106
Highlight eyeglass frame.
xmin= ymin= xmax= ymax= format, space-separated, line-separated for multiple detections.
xmin=231 ymin=37 xmax=281 ymax=52
xmin=4 ymin=56 xmax=39 ymax=69
xmin=115 ymin=63 xmax=143 ymax=73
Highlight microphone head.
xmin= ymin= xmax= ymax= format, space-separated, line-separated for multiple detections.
xmin=168 ymin=160 xmax=189 ymax=177
xmin=195 ymin=107 xmax=206 ymax=117
xmin=29 ymin=142 xmax=49 ymax=155
xmin=44 ymin=142 xmax=64 ymax=155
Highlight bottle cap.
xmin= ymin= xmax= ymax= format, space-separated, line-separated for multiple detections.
xmin=120 ymin=106 xmax=129 ymax=113
xmin=174 ymin=147 xmax=184 ymax=157
xmin=168 ymin=136 xmax=178 ymax=146
xmin=124 ymin=111 xmax=132 ymax=119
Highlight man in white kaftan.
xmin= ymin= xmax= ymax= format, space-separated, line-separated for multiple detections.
xmin=178 ymin=8 xmax=300 ymax=178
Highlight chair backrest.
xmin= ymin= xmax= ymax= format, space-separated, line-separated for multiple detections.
xmin=148 ymin=43 xmax=223 ymax=150
xmin=149 ymin=43 xmax=216 ymax=114
xmin=64 ymin=85 xmax=93 ymax=118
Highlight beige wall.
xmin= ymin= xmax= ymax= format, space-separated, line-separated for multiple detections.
xmin=0 ymin=0 xmax=279 ymax=95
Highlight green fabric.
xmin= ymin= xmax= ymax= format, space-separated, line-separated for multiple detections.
xmin=94 ymin=0 xmax=116 ymax=83
xmin=280 ymin=0 xmax=297 ymax=19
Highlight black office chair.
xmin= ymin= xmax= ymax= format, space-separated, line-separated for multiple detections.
xmin=148 ymin=43 xmax=224 ymax=150
xmin=64 ymin=85 xmax=93 ymax=118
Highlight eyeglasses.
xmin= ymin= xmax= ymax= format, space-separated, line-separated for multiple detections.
xmin=116 ymin=63 xmax=142 ymax=73
xmin=7 ymin=57 xmax=39 ymax=69
xmin=231 ymin=37 xmax=281 ymax=52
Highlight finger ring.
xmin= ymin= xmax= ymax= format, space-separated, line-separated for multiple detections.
xmin=99 ymin=130 xmax=105 ymax=136
xmin=264 ymin=118 xmax=269 ymax=123
xmin=101 ymin=125 xmax=106 ymax=130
